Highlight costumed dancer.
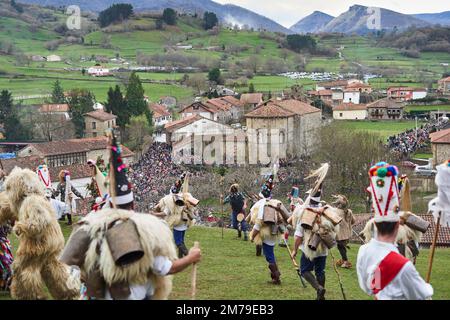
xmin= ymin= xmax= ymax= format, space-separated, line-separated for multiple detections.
xmin=292 ymin=163 xmax=341 ymax=300
xmin=428 ymin=159 xmax=450 ymax=228
xmin=356 ymin=162 xmax=433 ymax=300
xmin=0 ymin=168 xmax=80 ymax=300
xmin=60 ymin=132 xmax=201 ymax=300
xmin=153 ymin=172 xmax=199 ymax=258
xmin=86 ymin=158 xmax=108 ymax=211
xmin=279 ymin=185 xmax=303 ymax=248
xmin=54 ymin=170 xmax=84 ymax=225
xmin=248 ymin=176 xmax=291 ymax=285
xmin=333 ymin=195 xmax=355 ymax=269
xmin=0 ymin=168 xmax=13 ymax=292
xmin=223 ymin=183 xmax=248 ymax=241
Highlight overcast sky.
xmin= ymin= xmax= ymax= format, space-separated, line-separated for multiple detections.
xmin=213 ymin=0 xmax=450 ymax=28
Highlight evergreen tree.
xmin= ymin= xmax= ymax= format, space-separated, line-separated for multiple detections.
xmin=208 ymin=68 xmax=221 ymax=83
xmin=51 ymin=80 xmax=65 ymax=104
xmin=126 ymin=72 xmax=146 ymax=117
xmin=67 ymin=89 xmax=95 ymax=138
xmin=98 ymin=3 xmax=133 ymax=28
xmin=0 ymin=90 xmax=30 ymax=141
xmin=249 ymin=83 xmax=255 ymax=93
xmin=105 ymin=85 xmax=129 ymax=128
xmin=203 ymin=12 xmax=218 ymax=30
xmin=162 ymin=8 xmax=177 ymax=25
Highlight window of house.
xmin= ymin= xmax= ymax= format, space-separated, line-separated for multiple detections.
xmin=92 ymin=122 xmax=96 ymax=129
xmin=340 ymin=113 xmax=343 ymax=117
xmin=93 ymin=132 xmax=97 ymax=137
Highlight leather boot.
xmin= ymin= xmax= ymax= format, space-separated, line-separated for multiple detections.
xmin=302 ymin=271 xmax=325 ymax=300
xmin=256 ymin=244 xmax=262 ymax=256
xmin=316 ymin=273 xmax=326 ymax=300
xmin=67 ymin=214 xmax=73 ymax=226
xmin=243 ymin=231 xmax=248 ymax=241
xmin=59 ymin=214 xmax=66 ymax=222
xmin=177 ymin=243 xmax=188 ymax=258
xmin=268 ymin=263 xmax=281 ymax=285
xmin=237 ymin=229 xmax=242 ymax=238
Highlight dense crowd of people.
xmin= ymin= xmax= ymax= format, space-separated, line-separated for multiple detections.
xmin=129 ymin=143 xmax=183 ymax=211
xmin=386 ymin=119 xmax=448 ymax=158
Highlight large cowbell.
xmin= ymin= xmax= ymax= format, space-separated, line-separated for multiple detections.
xmin=106 ymin=219 xmax=144 ymax=267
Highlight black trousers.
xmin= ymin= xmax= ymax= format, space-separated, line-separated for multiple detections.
xmin=337 ymin=240 xmax=348 ymax=261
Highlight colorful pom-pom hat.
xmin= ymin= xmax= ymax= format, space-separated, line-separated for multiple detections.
xmin=368 ymin=162 xmax=400 ymax=222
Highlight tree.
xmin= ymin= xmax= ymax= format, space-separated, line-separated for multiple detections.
xmin=286 ymin=34 xmax=317 ymax=53
xmin=126 ymin=72 xmax=147 ymax=117
xmin=125 ymin=114 xmax=152 ymax=156
xmin=67 ymin=89 xmax=95 ymax=138
xmin=105 ymin=85 xmax=129 ymax=128
xmin=208 ymin=68 xmax=221 ymax=83
xmin=10 ymin=0 xmax=23 ymax=13
xmin=0 ymin=90 xmax=30 ymax=141
xmin=98 ymin=3 xmax=133 ymax=28
xmin=186 ymin=74 xmax=207 ymax=94
xmin=248 ymin=83 xmax=255 ymax=93
xmin=51 ymin=80 xmax=65 ymax=104
xmin=162 ymin=8 xmax=177 ymax=25
xmin=155 ymin=19 xmax=164 ymax=30
xmin=203 ymin=12 xmax=218 ymax=30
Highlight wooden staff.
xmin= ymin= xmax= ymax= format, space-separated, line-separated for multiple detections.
xmin=426 ymin=212 xmax=441 ymax=283
xmin=107 ymin=131 xmax=117 ymax=209
xmin=191 ymin=241 xmax=200 ymax=300
xmin=283 ymin=237 xmax=306 ymax=288
xmin=220 ymin=176 xmax=224 ymax=240
xmin=329 ymin=249 xmax=347 ymax=300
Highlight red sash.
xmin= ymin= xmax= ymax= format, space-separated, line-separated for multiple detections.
xmin=371 ymin=251 xmax=409 ymax=295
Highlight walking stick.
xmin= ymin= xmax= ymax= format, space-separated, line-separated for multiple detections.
xmin=426 ymin=212 xmax=441 ymax=283
xmin=352 ymin=228 xmax=366 ymax=244
xmin=329 ymin=249 xmax=347 ymax=300
xmin=283 ymin=237 xmax=306 ymax=288
xmin=191 ymin=241 xmax=200 ymax=300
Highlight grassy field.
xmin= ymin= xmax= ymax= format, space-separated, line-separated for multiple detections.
xmin=336 ymin=120 xmax=424 ymax=139
xmin=405 ymin=105 xmax=450 ymax=112
xmin=1 ymin=222 xmax=448 ymax=300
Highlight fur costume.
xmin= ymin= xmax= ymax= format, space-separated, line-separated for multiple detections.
xmin=248 ymin=199 xmax=288 ymax=246
xmin=61 ymin=208 xmax=177 ymax=300
xmin=332 ymin=195 xmax=355 ymax=241
xmin=291 ymin=204 xmax=340 ymax=261
xmin=155 ymin=193 xmax=198 ymax=229
xmin=1 ymin=167 xmax=80 ymax=300
xmin=360 ymin=211 xmax=424 ymax=261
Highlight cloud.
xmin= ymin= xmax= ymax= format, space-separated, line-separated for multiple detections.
xmin=213 ymin=0 xmax=450 ymax=28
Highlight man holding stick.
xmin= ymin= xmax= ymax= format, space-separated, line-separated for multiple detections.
xmin=223 ymin=184 xmax=248 ymax=241
xmin=356 ymin=162 xmax=433 ymax=300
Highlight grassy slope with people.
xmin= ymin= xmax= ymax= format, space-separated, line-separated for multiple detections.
xmin=1 ymin=222 xmax=449 ymax=300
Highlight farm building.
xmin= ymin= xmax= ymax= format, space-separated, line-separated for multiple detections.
xmin=180 ymin=96 xmax=244 ymax=124
xmin=366 ymin=98 xmax=404 ymax=120
xmin=387 ymin=87 xmax=427 ymax=102
xmin=343 ymin=87 xmax=361 ymax=104
xmin=83 ymin=110 xmax=117 ymax=138
xmin=240 ymin=93 xmax=263 ymax=109
xmin=333 ymin=103 xmax=367 ymax=120
xmin=430 ymin=128 xmax=450 ymax=167
xmin=438 ymin=77 xmax=450 ymax=96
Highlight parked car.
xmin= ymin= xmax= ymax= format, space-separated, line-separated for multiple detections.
xmin=414 ymin=165 xmax=437 ymax=177
xmin=400 ymin=161 xmax=417 ymax=169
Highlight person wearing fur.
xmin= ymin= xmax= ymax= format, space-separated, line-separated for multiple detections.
xmin=60 ymin=208 xmax=201 ymax=300
xmin=333 ymin=195 xmax=355 ymax=269
xmin=249 ymin=179 xmax=290 ymax=285
xmin=291 ymin=185 xmax=336 ymax=300
xmin=223 ymin=184 xmax=248 ymax=241
xmin=53 ymin=170 xmax=84 ymax=225
xmin=0 ymin=167 xmax=80 ymax=300
xmin=357 ymin=162 xmax=433 ymax=300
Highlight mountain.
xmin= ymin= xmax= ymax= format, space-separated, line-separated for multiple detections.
xmin=289 ymin=11 xmax=334 ymax=34
xmin=17 ymin=0 xmax=292 ymax=33
xmin=320 ymin=4 xmax=430 ymax=34
xmin=412 ymin=11 xmax=450 ymax=26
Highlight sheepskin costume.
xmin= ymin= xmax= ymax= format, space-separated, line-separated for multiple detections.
xmin=248 ymin=199 xmax=287 ymax=246
xmin=332 ymin=195 xmax=355 ymax=242
xmin=1 ymin=167 xmax=80 ymax=300
xmin=291 ymin=204 xmax=340 ymax=261
xmin=61 ymin=208 xmax=177 ymax=300
xmin=155 ymin=193 xmax=197 ymax=229
xmin=361 ymin=211 xmax=426 ymax=261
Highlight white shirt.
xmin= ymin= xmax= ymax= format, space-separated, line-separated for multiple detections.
xmin=49 ymin=198 xmax=67 ymax=219
xmin=357 ymin=238 xmax=433 ymax=300
xmin=104 ymin=256 xmax=173 ymax=300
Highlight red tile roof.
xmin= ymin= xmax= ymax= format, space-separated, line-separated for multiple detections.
xmin=346 ymin=83 xmax=371 ymax=89
xmin=149 ymin=103 xmax=171 ymax=118
xmin=318 ymin=90 xmax=333 ymax=96
xmin=245 ymin=99 xmax=320 ymax=118
xmin=438 ymin=76 xmax=450 ymax=83
xmin=317 ymin=80 xmax=348 ymax=88
xmin=84 ymin=110 xmax=117 ymax=121
xmin=430 ymin=128 xmax=450 ymax=144
xmin=24 ymin=137 xmax=133 ymax=157
xmin=39 ymin=104 xmax=69 ymax=113
xmin=334 ymin=103 xmax=367 ymax=111
xmin=366 ymin=98 xmax=403 ymax=109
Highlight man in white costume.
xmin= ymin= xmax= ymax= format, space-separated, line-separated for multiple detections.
xmin=357 ymin=162 xmax=433 ymax=300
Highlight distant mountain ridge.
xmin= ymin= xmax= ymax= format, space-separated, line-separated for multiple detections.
xmin=412 ymin=11 xmax=450 ymax=26
xmin=319 ymin=4 xmax=430 ymax=35
xmin=289 ymin=11 xmax=334 ymax=34
xmin=17 ymin=0 xmax=292 ymax=33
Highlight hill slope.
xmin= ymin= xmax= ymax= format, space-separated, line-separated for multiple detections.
xmin=321 ymin=4 xmax=430 ymax=34
xmin=412 ymin=11 xmax=450 ymax=26
xmin=18 ymin=0 xmax=292 ymax=33
xmin=289 ymin=11 xmax=334 ymax=34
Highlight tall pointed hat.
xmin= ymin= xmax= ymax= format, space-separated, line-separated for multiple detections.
xmin=368 ymin=162 xmax=400 ymax=222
